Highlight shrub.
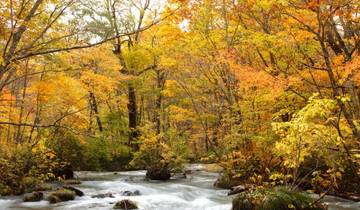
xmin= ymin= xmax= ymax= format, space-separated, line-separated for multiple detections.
xmin=131 ymin=125 xmax=189 ymax=173
xmin=46 ymin=130 xmax=132 ymax=171
xmin=46 ymin=132 xmax=84 ymax=170
xmin=82 ymin=137 xmax=112 ymax=170
xmin=232 ymin=187 xmax=327 ymax=210
xmin=0 ymin=144 xmax=59 ymax=195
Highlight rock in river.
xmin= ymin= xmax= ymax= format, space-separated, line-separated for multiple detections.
xmin=47 ymin=189 xmax=76 ymax=204
xmin=146 ymin=166 xmax=171 ymax=180
xmin=113 ymin=199 xmax=138 ymax=209
xmin=122 ymin=190 xmax=141 ymax=196
xmin=63 ymin=186 xmax=84 ymax=196
xmin=92 ymin=192 xmax=115 ymax=199
xmin=23 ymin=192 xmax=44 ymax=202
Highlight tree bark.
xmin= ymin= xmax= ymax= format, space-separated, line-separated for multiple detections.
xmin=128 ymin=83 xmax=138 ymax=147
xmin=318 ymin=34 xmax=360 ymax=141
xmin=89 ymin=91 xmax=103 ymax=132
xmin=155 ymin=70 xmax=165 ymax=135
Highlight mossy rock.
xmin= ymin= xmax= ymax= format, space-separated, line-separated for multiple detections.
xmin=63 ymin=186 xmax=84 ymax=196
xmin=113 ymin=199 xmax=138 ymax=209
xmin=23 ymin=192 xmax=44 ymax=202
xmin=232 ymin=187 xmax=327 ymax=210
xmin=34 ymin=183 xmax=53 ymax=191
xmin=214 ymin=173 xmax=242 ymax=189
xmin=48 ymin=195 xmax=61 ymax=204
xmin=48 ymin=189 xmax=75 ymax=203
xmin=63 ymin=179 xmax=82 ymax=185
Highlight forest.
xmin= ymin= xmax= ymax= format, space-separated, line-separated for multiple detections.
xmin=0 ymin=0 xmax=359 ymax=210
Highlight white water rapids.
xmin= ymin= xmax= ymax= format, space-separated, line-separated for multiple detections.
xmin=0 ymin=165 xmax=359 ymax=210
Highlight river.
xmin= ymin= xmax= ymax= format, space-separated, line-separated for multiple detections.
xmin=0 ymin=165 xmax=359 ymax=210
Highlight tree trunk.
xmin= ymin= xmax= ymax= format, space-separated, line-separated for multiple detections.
xmin=128 ymin=83 xmax=138 ymax=148
xmin=15 ymin=62 xmax=29 ymax=143
xmin=345 ymin=80 xmax=360 ymax=120
xmin=155 ymin=70 xmax=165 ymax=135
xmin=318 ymin=35 xmax=360 ymax=141
xmin=89 ymin=91 xmax=103 ymax=132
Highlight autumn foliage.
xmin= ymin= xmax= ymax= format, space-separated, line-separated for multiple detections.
xmin=0 ymin=0 xmax=359 ymax=199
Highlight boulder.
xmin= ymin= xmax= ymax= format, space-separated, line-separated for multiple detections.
xmin=214 ymin=174 xmax=242 ymax=189
xmin=113 ymin=199 xmax=138 ymax=209
xmin=92 ymin=192 xmax=115 ymax=199
xmin=122 ymin=190 xmax=141 ymax=196
xmin=48 ymin=189 xmax=76 ymax=204
xmin=146 ymin=166 xmax=171 ymax=180
xmin=53 ymin=165 xmax=74 ymax=180
xmin=122 ymin=191 xmax=133 ymax=196
xmin=63 ymin=186 xmax=84 ymax=197
xmin=133 ymin=190 xmax=141 ymax=196
xmin=23 ymin=192 xmax=44 ymax=202
xmin=48 ymin=195 xmax=61 ymax=204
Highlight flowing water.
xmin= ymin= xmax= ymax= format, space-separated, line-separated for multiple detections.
xmin=0 ymin=165 xmax=359 ymax=210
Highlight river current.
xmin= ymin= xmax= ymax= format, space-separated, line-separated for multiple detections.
xmin=0 ymin=165 xmax=359 ymax=210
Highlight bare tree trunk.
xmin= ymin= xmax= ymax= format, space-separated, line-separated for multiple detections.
xmin=6 ymin=84 xmax=14 ymax=143
xmin=138 ymin=95 xmax=144 ymax=126
xmin=155 ymin=70 xmax=165 ymax=135
xmin=28 ymin=72 xmax=44 ymax=143
xmin=128 ymin=83 xmax=138 ymax=148
xmin=15 ymin=61 xmax=29 ymax=143
xmin=318 ymin=34 xmax=360 ymax=141
xmin=89 ymin=91 xmax=103 ymax=132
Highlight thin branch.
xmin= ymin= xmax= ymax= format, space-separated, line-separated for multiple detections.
xmin=13 ymin=11 xmax=176 ymax=61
